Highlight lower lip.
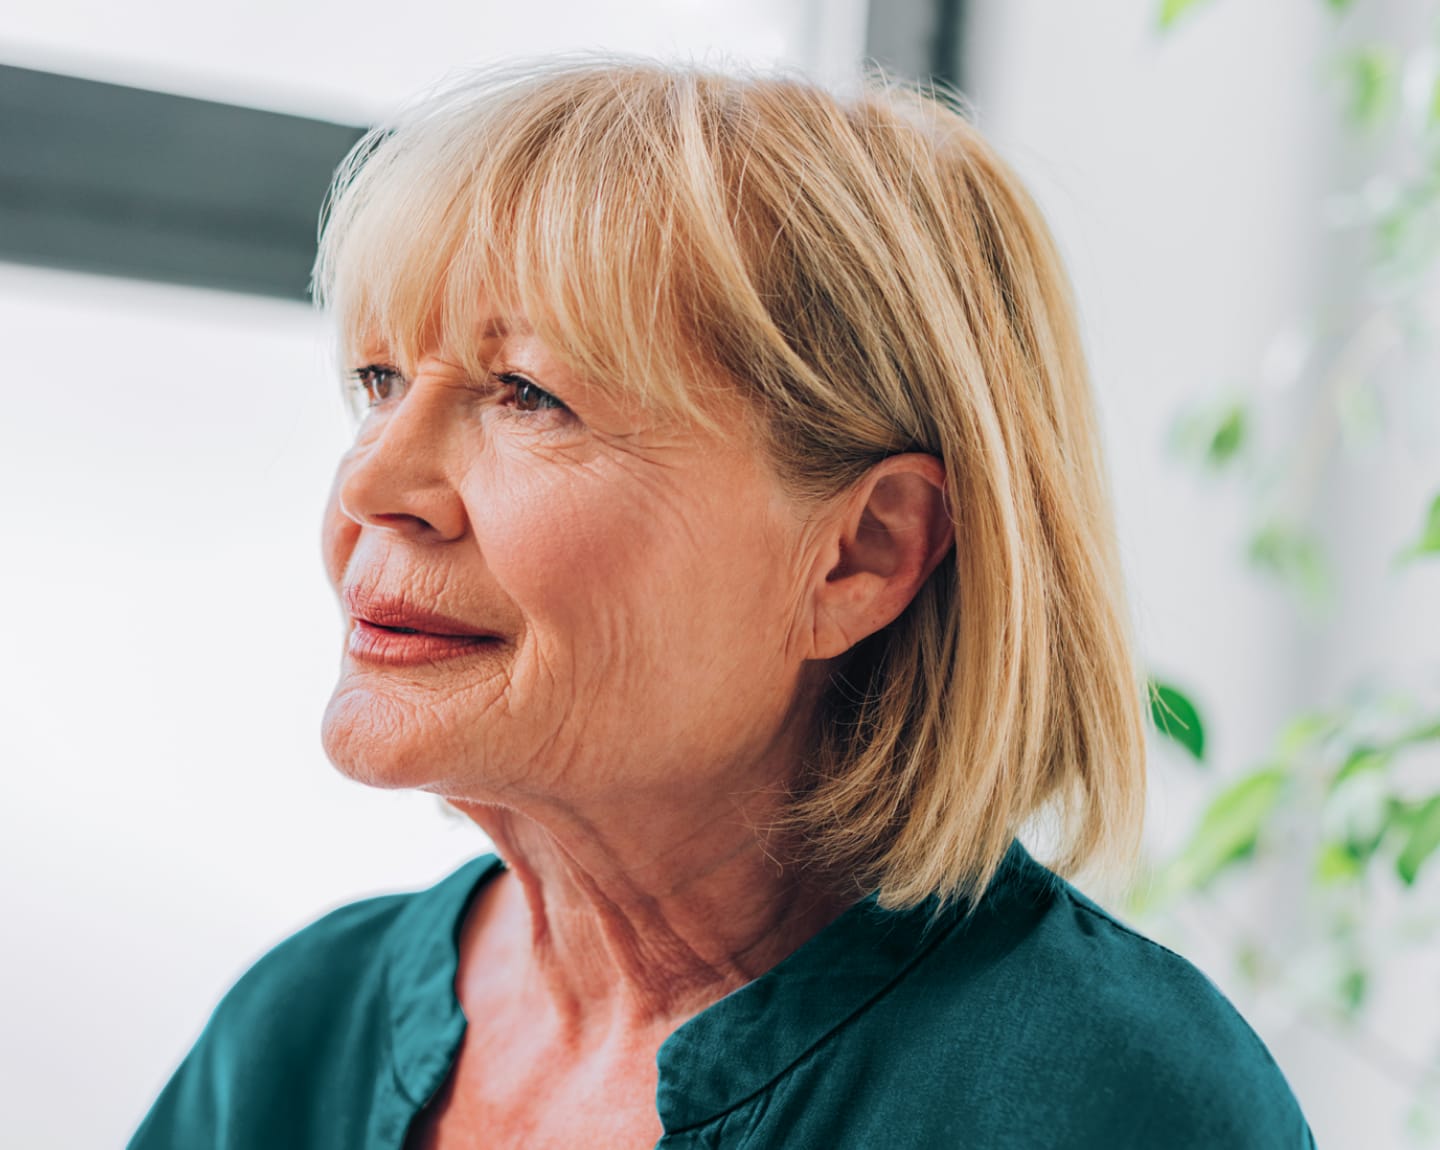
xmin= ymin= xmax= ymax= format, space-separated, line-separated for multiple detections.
xmin=347 ymin=620 xmax=500 ymax=667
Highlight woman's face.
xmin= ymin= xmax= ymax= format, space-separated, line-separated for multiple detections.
xmin=321 ymin=316 xmax=830 ymax=817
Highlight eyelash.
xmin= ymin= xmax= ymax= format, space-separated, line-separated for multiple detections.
xmin=345 ymin=365 xmax=568 ymax=415
xmin=347 ymin=364 xmax=403 ymax=409
xmin=500 ymin=373 xmax=568 ymax=413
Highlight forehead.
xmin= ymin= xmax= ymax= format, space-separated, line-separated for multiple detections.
xmin=316 ymin=81 xmax=726 ymax=429
xmin=354 ymin=312 xmax=533 ymax=360
xmin=329 ymin=217 xmax=750 ymax=449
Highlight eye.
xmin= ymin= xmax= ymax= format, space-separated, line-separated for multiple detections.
xmin=497 ymin=372 xmax=567 ymax=414
xmin=347 ymin=364 xmax=406 ymax=409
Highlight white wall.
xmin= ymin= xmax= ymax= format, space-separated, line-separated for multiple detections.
xmin=0 ymin=0 xmax=867 ymax=120
xmin=966 ymin=0 xmax=1326 ymax=784
xmin=0 ymin=269 xmax=480 ymax=1149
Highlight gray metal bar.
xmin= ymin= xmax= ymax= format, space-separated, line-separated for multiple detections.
xmin=864 ymin=0 xmax=968 ymax=90
xmin=0 ymin=64 xmax=365 ymax=300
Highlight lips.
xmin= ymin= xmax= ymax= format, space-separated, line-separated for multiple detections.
xmin=343 ymin=586 xmax=496 ymax=637
xmin=342 ymin=586 xmax=501 ymax=667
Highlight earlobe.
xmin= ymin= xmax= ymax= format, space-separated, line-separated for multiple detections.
xmin=808 ymin=455 xmax=954 ymax=660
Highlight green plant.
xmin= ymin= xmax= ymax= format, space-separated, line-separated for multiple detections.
xmin=1140 ymin=0 xmax=1440 ymax=1141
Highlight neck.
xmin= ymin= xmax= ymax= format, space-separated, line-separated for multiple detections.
xmin=447 ymin=790 xmax=853 ymax=1037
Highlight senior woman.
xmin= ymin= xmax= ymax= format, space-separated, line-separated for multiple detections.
xmin=130 ymin=60 xmax=1313 ymax=1149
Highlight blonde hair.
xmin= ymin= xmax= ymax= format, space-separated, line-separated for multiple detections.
xmin=314 ymin=58 xmax=1147 ymax=910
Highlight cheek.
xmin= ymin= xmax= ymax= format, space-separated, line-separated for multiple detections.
xmin=471 ymin=466 xmax=657 ymax=633
xmin=321 ymin=467 xmax=359 ymax=590
xmin=468 ymin=452 xmax=803 ymax=696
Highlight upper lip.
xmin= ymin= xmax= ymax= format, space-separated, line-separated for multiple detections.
xmin=343 ymin=586 xmax=498 ymax=638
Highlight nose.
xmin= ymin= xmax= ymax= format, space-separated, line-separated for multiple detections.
xmin=334 ymin=391 xmax=469 ymax=544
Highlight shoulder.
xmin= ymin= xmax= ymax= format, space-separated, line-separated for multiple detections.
xmin=207 ymin=852 xmax=500 ymax=1042
xmin=213 ymin=887 xmax=410 ymax=1019
xmin=899 ymin=854 xmax=1315 ymax=1147
xmin=128 ymin=854 xmax=502 ymax=1149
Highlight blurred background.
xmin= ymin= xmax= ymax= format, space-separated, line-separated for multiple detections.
xmin=2 ymin=0 xmax=1437 ymax=1145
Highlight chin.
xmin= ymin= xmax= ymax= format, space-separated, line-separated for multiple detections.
xmin=321 ymin=685 xmax=450 ymax=792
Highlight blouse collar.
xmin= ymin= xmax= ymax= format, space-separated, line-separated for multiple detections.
xmin=653 ymin=838 xmax=1038 ymax=1132
xmin=380 ymin=840 xmax=1040 ymax=1131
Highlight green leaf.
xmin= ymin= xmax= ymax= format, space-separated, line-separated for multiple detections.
xmin=1396 ymin=717 xmax=1440 ymax=747
xmin=1397 ymin=493 xmax=1440 ymax=563
xmin=1331 ymin=718 xmax=1440 ymax=793
xmin=1338 ymin=965 xmax=1368 ymax=1013
xmin=1275 ymin=709 xmax=1345 ymax=758
xmin=1149 ymin=680 xmax=1206 ymax=761
xmin=1317 ymin=777 xmax=1390 ymax=882
xmin=1396 ymin=795 xmax=1440 ymax=885
xmin=1331 ymin=745 xmax=1391 ymax=791
xmin=1248 ymin=521 xmax=1332 ymax=607
xmin=1158 ymin=0 xmax=1212 ymax=30
xmin=1407 ymin=1094 xmax=1440 ymax=1143
xmin=1342 ymin=47 xmax=1395 ymax=129
xmin=1347 ymin=824 xmax=1388 ymax=865
xmin=1207 ymin=404 xmax=1247 ymax=466
xmin=1335 ymin=380 xmax=1382 ymax=445
xmin=1323 ymin=0 xmax=1356 ymax=11
xmin=1168 ymin=399 xmax=1250 ymax=472
xmin=1315 ymin=840 xmax=1364 ymax=884
xmin=1162 ymin=767 xmax=1289 ymax=893
xmin=1235 ymin=940 xmax=1265 ymax=984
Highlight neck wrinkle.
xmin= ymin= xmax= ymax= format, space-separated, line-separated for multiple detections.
xmin=448 ymin=796 xmax=853 ymax=1038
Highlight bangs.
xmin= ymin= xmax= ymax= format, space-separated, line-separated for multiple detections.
xmin=312 ymin=62 xmax=761 ymax=427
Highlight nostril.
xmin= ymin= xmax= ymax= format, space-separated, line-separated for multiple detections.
xmin=331 ymin=403 xmax=470 ymax=542
xmin=343 ymin=504 xmax=446 ymax=537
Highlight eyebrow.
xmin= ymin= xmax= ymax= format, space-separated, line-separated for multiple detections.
xmin=479 ymin=316 xmax=535 ymax=340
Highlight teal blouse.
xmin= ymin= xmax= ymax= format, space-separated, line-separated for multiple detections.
xmin=129 ymin=841 xmax=1315 ymax=1148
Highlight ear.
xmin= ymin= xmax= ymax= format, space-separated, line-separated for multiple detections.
xmin=805 ymin=454 xmax=954 ymax=661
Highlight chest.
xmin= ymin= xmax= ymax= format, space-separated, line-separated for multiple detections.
xmin=403 ymin=1015 xmax=666 ymax=1150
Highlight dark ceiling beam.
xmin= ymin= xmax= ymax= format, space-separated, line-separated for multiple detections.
xmin=0 ymin=64 xmax=365 ymax=301
xmin=863 ymin=0 xmax=969 ymax=91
